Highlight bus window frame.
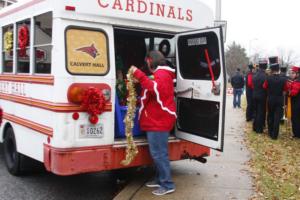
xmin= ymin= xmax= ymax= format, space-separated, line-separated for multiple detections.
xmin=16 ymin=18 xmax=31 ymax=74
xmin=64 ymin=26 xmax=110 ymax=76
xmin=1 ymin=23 xmax=14 ymax=74
xmin=33 ymin=11 xmax=53 ymax=75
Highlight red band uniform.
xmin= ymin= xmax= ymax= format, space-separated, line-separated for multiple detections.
xmin=289 ymin=66 xmax=300 ymax=138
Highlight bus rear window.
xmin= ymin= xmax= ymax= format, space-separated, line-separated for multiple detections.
xmin=34 ymin=12 xmax=53 ymax=74
xmin=17 ymin=19 xmax=31 ymax=73
xmin=177 ymin=31 xmax=221 ymax=80
xmin=65 ymin=27 xmax=109 ymax=75
xmin=2 ymin=25 xmax=13 ymax=73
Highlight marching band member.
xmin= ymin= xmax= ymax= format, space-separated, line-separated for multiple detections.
xmin=263 ymin=63 xmax=288 ymax=139
xmin=279 ymin=65 xmax=289 ymax=123
xmin=252 ymin=59 xmax=268 ymax=133
xmin=289 ymin=66 xmax=300 ymax=138
xmin=245 ymin=64 xmax=255 ymax=121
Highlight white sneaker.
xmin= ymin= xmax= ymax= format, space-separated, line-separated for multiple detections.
xmin=152 ymin=187 xmax=175 ymax=196
xmin=145 ymin=180 xmax=160 ymax=188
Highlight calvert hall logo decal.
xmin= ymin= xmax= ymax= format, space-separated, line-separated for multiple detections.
xmin=76 ymin=44 xmax=99 ymax=59
xmin=66 ymin=29 xmax=108 ymax=75
xmin=97 ymin=0 xmax=193 ymax=22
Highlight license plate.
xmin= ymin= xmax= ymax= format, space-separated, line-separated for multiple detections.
xmin=80 ymin=124 xmax=104 ymax=138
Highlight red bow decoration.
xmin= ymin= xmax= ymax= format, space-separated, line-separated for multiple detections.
xmin=81 ymin=87 xmax=106 ymax=124
xmin=18 ymin=25 xmax=29 ymax=57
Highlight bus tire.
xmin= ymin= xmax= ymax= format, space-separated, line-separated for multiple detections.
xmin=3 ymin=127 xmax=22 ymax=176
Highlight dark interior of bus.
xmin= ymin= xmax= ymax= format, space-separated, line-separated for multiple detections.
xmin=113 ymin=28 xmax=175 ymax=139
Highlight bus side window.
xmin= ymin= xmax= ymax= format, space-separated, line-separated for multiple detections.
xmin=16 ymin=19 xmax=31 ymax=74
xmin=34 ymin=12 xmax=52 ymax=74
xmin=2 ymin=24 xmax=14 ymax=73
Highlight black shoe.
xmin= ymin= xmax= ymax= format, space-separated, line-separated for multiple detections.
xmin=271 ymin=137 xmax=278 ymax=140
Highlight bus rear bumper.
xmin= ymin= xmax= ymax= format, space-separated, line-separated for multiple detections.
xmin=43 ymin=140 xmax=210 ymax=176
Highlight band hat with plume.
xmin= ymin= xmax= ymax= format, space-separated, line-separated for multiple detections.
xmin=291 ymin=66 xmax=300 ymax=72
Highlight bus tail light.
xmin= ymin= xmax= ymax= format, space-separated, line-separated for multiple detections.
xmin=68 ymin=86 xmax=85 ymax=104
xmin=89 ymin=115 xmax=99 ymax=124
xmin=65 ymin=6 xmax=76 ymax=11
xmin=67 ymin=83 xmax=111 ymax=104
xmin=72 ymin=112 xmax=79 ymax=120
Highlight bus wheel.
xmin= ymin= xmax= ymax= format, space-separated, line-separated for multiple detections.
xmin=3 ymin=127 xmax=22 ymax=176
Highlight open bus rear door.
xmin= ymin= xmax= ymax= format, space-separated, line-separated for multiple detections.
xmin=175 ymin=27 xmax=226 ymax=151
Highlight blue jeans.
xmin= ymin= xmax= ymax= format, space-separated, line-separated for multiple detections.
xmin=147 ymin=131 xmax=175 ymax=190
xmin=233 ymin=88 xmax=243 ymax=108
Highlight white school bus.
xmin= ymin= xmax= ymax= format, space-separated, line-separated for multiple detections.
xmin=0 ymin=0 xmax=226 ymax=176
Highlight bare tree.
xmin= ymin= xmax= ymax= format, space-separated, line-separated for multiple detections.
xmin=251 ymin=52 xmax=261 ymax=65
xmin=225 ymin=41 xmax=249 ymax=78
xmin=277 ymin=48 xmax=300 ymax=68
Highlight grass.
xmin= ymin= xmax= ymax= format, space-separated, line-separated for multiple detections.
xmin=242 ymin=99 xmax=300 ymax=200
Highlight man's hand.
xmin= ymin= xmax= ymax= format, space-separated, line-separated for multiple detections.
xmin=130 ymin=65 xmax=137 ymax=73
xmin=132 ymin=78 xmax=139 ymax=83
xmin=129 ymin=66 xmax=139 ymax=83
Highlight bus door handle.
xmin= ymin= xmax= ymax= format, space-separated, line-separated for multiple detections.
xmin=176 ymin=87 xmax=193 ymax=95
xmin=176 ymin=87 xmax=200 ymax=99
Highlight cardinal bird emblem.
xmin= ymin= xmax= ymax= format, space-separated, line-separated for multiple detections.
xmin=76 ymin=44 xmax=99 ymax=59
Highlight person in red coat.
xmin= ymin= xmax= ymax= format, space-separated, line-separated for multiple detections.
xmin=130 ymin=50 xmax=176 ymax=196
xmin=289 ymin=66 xmax=300 ymax=138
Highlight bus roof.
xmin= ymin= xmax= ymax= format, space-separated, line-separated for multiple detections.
xmin=0 ymin=0 xmax=214 ymax=31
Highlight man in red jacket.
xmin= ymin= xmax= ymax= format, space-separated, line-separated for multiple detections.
xmin=130 ymin=51 xmax=176 ymax=196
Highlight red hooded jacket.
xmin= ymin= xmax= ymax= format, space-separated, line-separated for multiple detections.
xmin=133 ymin=66 xmax=176 ymax=132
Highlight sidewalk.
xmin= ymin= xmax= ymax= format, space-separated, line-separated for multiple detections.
xmin=114 ymin=95 xmax=254 ymax=200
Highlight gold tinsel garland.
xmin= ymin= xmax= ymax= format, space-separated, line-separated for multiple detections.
xmin=4 ymin=31 xmax=13 ymax=53
xmin=120 ymin=68 xmax=139 ymax=166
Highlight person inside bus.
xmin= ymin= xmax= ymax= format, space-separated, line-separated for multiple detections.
xmin=130 ymin=51 xmax=176 ymax=196
xmin=116 ymin=54 xmax=127 ymax=105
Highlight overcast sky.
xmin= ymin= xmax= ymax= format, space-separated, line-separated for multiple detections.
xmin=199 ymin=0 xmax=300 ymax=63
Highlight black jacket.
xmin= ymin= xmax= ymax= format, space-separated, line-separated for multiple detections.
xmin=265 ymin=74 xmax=287 ymax=105
xmin=231 ymin=72 xmax=244 ymax=89
xmin=253 ymin=69 xmax=267 ymax=99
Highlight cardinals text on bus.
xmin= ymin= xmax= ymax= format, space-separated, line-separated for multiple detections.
xmin=97 ymin=0 xmax=193 ymax=22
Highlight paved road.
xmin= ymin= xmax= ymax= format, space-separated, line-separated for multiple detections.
xmin=0 ymin=145 xmax=130 ymax=200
